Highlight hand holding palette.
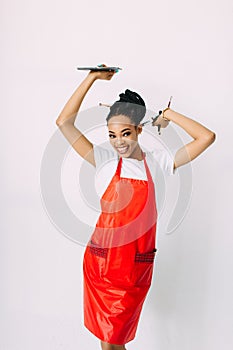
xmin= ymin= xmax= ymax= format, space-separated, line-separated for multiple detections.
xmin=77 ymin=66 xmax=122 ymax=72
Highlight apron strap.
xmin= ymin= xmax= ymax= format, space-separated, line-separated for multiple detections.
xmin=143 ymin=153 xmax=153 ymax=184
xmin=116 ymin=156 xmax=123 ymax=176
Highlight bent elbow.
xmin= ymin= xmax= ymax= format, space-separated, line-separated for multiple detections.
xmin=56 ymin=114 xmax=75 ymax=128
xmin=56 ymin=116 xmax=63 ymax=127
xmin=56 ymin=117 xmax=67 ymax=128
xmin=208 ymin=132 xmax=216 ymax=143
xmin=202 ymin=132 xmax=216 ymax=145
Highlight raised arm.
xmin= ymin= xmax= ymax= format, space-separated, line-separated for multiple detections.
xmin=56 ymin=66 xmax=116 ymax=166
xmin=159 ymin=109 xmax=216 ymax=171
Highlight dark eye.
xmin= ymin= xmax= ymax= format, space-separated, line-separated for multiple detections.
xmin=109 ymin=134 xmax=116 ymax=139
xmin=123 ymin=132 xmax=131 ymax=137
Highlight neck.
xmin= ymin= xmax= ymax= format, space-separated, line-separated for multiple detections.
xmin=129 ymin=144 xmax=144 ymax=160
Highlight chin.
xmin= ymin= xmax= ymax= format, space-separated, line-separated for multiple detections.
xmin=120 ymin=153 xmax=131 ymax=158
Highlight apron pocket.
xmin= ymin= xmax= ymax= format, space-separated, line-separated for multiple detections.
xmin=133 ymin=249 xmax=157 ymax=286
xmin=135 ymin=249 xmax=157 ymax=263
xmin=89 ymin=240 xmax=109 ymax=258
xmin=84 ymin=240 xmax=109 ymax=279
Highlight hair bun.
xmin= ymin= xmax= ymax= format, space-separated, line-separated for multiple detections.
xmin=107 ymin=89 xmax=146 ymax=125
xmin=118 ymin=89 xmax=146 ymax=107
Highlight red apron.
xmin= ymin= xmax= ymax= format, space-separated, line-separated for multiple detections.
xmin=83 ymin=152 xmax=158 ymax=345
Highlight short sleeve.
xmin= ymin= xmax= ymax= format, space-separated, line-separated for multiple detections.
xmin=151 ymin=147 xmax=178 ymax=176
xmin=93 ymin=144 xmax=118 ymax=198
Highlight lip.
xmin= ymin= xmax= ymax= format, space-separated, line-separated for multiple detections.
xmin=115 ymin=145 xmax=129 ymax=154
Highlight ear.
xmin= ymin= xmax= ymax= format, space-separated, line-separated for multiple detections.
xmin=137 ymin=124 xmax=143 ymax=135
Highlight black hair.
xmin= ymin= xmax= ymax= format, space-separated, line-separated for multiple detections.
xmin=106 ymin=89 xmax=146 ymax=126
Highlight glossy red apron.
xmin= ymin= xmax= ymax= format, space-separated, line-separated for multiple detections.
xmin=83 ymin=152 xmax=158 ymax=345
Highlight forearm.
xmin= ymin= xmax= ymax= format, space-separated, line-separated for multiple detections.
xmin=56 ymin=73 xmax=96 ymax=126
xmin=164 ymin=108 xmax=215 ymax=140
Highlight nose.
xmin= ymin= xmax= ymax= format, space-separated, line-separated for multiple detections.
xmin=114 ymin=137 xmax=126 ymax=146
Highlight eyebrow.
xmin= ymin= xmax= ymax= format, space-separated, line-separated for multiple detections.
xmin=108 ymin=128 xmax=131 ymax=134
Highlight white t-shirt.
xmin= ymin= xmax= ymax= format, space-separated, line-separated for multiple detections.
xmin=93 ymin=144 xmax=178 ymax=198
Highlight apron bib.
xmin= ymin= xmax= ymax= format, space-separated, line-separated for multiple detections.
xmin=83 ymin=152 xmax=158 ymax=345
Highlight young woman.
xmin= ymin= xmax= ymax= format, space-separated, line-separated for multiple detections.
xmin=56 ymin=64 xmax=215 ymax=350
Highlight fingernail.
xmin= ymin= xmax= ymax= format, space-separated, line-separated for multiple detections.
xmin=97 ymin=64 xmax=103 ymax=67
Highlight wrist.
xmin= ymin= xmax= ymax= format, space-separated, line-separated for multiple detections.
xmin=86 ymin=72 xmax=98 ymax=83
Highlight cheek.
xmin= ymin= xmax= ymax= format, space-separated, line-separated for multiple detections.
xmin=129 ymin=135 xmax=138 ymax=143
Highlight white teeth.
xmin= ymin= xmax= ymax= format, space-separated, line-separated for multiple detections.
xmin=116 ymin=146 xmax=128 ymax=154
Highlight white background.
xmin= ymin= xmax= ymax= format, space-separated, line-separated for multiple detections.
xmin=1 ymin=0 xmax=233 ymax=349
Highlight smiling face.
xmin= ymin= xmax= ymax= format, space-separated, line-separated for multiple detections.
xmin=107 ymin=115 xmax=143 ymax=160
